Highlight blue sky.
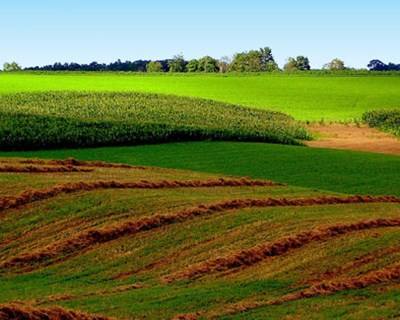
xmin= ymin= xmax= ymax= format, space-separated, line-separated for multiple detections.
xmin=1 ymin=0 xmax=399 ymax=68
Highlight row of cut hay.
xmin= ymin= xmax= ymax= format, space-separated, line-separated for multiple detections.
xmin=166 ymin=217 xmax=400 ymax=282
xmin=0 ymin=303 xmax=111 ymax=320
xmin=2 ymin=195 xmax=398 ymax=271
xmin=306 ymin=245 xmax=400 ymax=284
xmin=0 ymin=177 xmax=278 ymax=212
xmin=213 ymin=263 xmax=400 ymax=319
xmin=14 ymin=157 xmax=147 ymax=170
xmin=0 ymin=164 xmax=94 ymax=173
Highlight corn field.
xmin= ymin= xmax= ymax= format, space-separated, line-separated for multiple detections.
xmin=0 ymin=92 xmax=311 ymax=149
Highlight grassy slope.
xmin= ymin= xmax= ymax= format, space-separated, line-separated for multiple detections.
xmin=1 ymin=161 xmax=399 ymax=319
xmin=1 ymin=73 xmax=400 ymax=121
xmin=1 ymin=142 xmax=399 ymax=196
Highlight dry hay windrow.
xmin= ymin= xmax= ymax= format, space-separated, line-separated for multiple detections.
xmin=1 ymin=157 xmax=146 ymax=170
xmin=0 ymin=177 xmax=278 ymax=212
xmin=306 ymin=245 xmax=400 ymax=284
xmin=214 ymin=262 xmax=400 ymax=319
xmin=0 ymin=303 xmax=112 ymax=320
xmin=172 ymin=313 xmax=202 ymax=320
xmin=2 ymin=195 xmax=399 ymax=272
xmin=165 ymin=217 xmax=400 ymax=282
xmin=0 ymin=164 xmax=94 ymax=173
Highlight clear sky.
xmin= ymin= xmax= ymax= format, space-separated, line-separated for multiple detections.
xmin=1 ymin=0 xmax=399 ymax=69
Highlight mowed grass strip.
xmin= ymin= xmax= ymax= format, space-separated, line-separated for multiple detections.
xmin=3 ymin=142 xmax=399 ymax=195
xmin=1 ymin=73 xmax=400 ymax=121
xmin=0 ymin=92 xmax=309 ymax=149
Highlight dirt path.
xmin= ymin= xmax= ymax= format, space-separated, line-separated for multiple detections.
xmin=306 ymin=124 xmax=400 ymax=156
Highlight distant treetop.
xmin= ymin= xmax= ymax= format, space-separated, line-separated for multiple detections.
xmin=7 ymin=48 xmax=400 ymax=73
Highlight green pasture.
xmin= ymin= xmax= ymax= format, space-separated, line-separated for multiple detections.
xmin=2 ymin=142 xmax=399 ymax=196
xmin=1 ymin=72 xmax=400 ymax=121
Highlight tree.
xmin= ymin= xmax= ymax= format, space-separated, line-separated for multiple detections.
xmin=198 ymin=56 xmax=219 ymax=72
xmin=368 ymin=60 xmax=387 ymax=71
xmin=3 ymin=61 xmax=22 ymax=72
xmin=146 ymin=61 xmax=163 ymax=72
xmin=230 ymin=51 xmax=262 ymax=72
xmin=186 ymin=59 xmax=199 ymax=72
xmin=283 ymin=57 xmax=298 ymax=72
xmin=324 ymin=58 xmax=345 ymax=70
xmin=230 ymin=47 xmax=278 ymax=72
xmin=260 ymin=47 xmax=279 ymax=71
xmin=168 ymin=54 xmax=186 ymax=72
xmin=218 ymin=56 xmax=231 ymax=73
xmin=230 ymin=52 xmax=249 ymax=72
xmin=367 ymin=60 xmax=400 ymax=71
xmin=284 ymin=56 xmax=311 ymax=71
xmin=296 ymin=56 xmax=311 ymax=70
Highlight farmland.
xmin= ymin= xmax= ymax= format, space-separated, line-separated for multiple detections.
xmin=0 ymin=92 xmax=309 ymax=149
xmin=0 ymin=158 xmax=400 ymax=319
xmin=2 ymin=142 xmax=399 ymax=196
xmin=1 ymin=72 xmax=400 ymax=121
xmin=0 ymin=73 xmax=399 ymax=320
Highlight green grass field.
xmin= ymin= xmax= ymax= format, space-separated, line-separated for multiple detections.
xmin=1 ymin=73 xmax=400 ymax=121
xmin=2 ymin=142 xmax=399 ymax=196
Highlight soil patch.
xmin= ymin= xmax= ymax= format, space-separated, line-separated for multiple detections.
xmin=306 ymin=124 xmax=400 ymax=155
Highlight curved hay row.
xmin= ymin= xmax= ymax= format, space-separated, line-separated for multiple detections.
xmin=0 ymin=303 xmax=111 ymax=320
xmin=214 ymin=263 xmax=400 ymax=319
xmin=0 ymin=177 xmax=277 ymax=212
xmin=165 ymin=217 xmax=400 ymax=282
xmin=2 ymin=195 xmax=399 ymax=271
xmin=1 ymin=157 xmax=146 ymax=170
xmin=0 ymin=164 xmax=94 ymax=173
xmin=274 ymin=263 xmax=400 ymax=304
xmin=307 ymin=245 xmax=400 ymax=284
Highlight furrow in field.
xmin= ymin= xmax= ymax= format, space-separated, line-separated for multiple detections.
xmin=2 ymin=195 xmax=398 ymax=272
xmin=0 ymin=177 xmax=278 ymax=212
xmin=1 ymin=157 xmax=146 ymax=170
xmin=0 ymin=303 xmax=112 ymax=320
xmin=0 ymin=164 xmax=94 ymax=173
xmin=165 ymin=218 xmax=400 ymax=282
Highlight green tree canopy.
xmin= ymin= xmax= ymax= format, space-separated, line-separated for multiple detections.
xmin=186 ymin=59 xmax=199 ymax=72
xmin=146 ymin=61 xmax=163 ymax=72
xmin=168 ymin=54 xmax=186 ymax=73
xmin=3 ymin=62 xmax=22 ymax=72
xmin=198 ymin=56 xmax=219 ymax=72
xmin=230 ymin=47 xmax=278 ymax=72
xmin=284 ymin=56 xmax=311 ymax=71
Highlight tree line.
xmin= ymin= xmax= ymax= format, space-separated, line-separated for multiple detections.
xmin=2 ymin=47 xmax=399 ymax=72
